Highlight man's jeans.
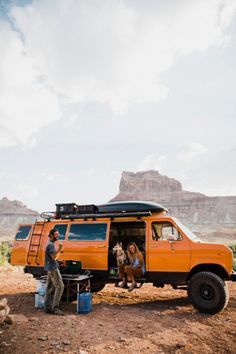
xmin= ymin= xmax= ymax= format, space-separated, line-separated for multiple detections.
xmin=44 ymin=268 xmax=64 ymax=311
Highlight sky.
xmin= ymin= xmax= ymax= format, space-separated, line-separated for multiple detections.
xmin=0 ymin=0 xmax=236 ymax=212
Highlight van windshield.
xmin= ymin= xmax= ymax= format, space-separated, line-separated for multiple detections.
xmin=173 ymin=218 xmax=201 ymax=242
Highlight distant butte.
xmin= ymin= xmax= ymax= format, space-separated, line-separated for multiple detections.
xmin=110 ymin=170 xmax=236 ymax=232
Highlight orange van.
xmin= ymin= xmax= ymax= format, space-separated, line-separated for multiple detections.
xmin=10 ymin=201 xmax=236 ymax=314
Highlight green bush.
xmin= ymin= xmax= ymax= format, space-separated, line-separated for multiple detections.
xmin=233 ymin=258 xmax=236 ymax=271
xmin=229 ymin=244 xmax=236 ymax=255
xmin=0 ymin=242 xmax=11 ymax=265
xmin=229 ymin=245 xmax=236 ymax=271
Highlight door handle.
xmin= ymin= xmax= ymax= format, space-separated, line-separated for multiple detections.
xmin=97 ymin=245 xmax=106 ymax=248
xmin=150 ymin=244 xmax=158 ymax=248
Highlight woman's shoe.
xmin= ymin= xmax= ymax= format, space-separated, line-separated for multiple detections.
xmin=128 ymin=283 xmax=137 ymax=292
xmin=119 ymin=281 xmax=127 ymax=288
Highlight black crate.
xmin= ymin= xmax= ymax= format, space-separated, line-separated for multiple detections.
xmin=77 ymin=204 xmax=98 ymax=214
xmin=56 ymin=203 xmax=78 ymax=218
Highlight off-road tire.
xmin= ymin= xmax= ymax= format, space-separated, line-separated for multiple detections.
xmin=187 ymin=271 xmax=229 ymax=314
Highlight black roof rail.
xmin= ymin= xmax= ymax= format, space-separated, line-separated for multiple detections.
xmin=41 ymin=201 xmax=168 ymax=221
xmin=61 ymin=211 xmax=152 ymax=220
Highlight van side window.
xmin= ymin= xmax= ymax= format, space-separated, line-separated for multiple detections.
xmin=54 ymin=224 xmax=67 ymax=241
xmin=15 ymin=226 xmax=32 ymax=240
xmin=68 ymin=223 xmax=107 ymax=241
xmin=152 ymin=222 xmax=182 ymax=241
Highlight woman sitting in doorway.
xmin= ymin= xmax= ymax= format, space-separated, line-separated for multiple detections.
xmin=119 ymin=242 xmax=145 ymax=292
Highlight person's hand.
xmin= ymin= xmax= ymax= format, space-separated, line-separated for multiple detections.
xmin=58 ymin=243 xmax=63 ymax=250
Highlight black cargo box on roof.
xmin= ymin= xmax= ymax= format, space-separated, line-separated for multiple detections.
xmin=97 ymin=201 xmax=168 ymax=214
xmin=56 ymin=203 xmax=78 ymax=218
xmin=55 ymin=203 xmax=98 ymax=218
xmin=77 ymin=204 xmax=98 ymax=214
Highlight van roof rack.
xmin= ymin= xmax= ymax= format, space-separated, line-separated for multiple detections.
xmin=41 ymin=201 xmax=168 ymax=220
xmin=61 ymin=211 xmax=152 ymax=220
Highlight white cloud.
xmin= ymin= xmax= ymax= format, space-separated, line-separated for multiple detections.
xmin=0 ymin=0 xmax=236 ymax=148
xmin=0 ymin=21 xmax=61 ymax=148
xmin=137 ymin=143 xmax=208 ymax=191
xmin=9 ymin=0 xmax=236 ymax=114
xmin=138 ymin=154 xmax=167 ymax=171
xmin=14 ymin=183 xmax=39 ymax=199
xmin=177 ymin=143 xmax=208 ymax=164
xmin=41 ymin=173 xmax=69 ymax=183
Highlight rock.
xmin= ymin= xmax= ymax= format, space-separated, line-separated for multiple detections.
xmin=63 ymin=339 xmax=71 ymax=345
xmin=110 ymin=170 xmax=236 ymax=236
xmin=0 ymin=298 xmax=7 ymax=310
xmin=0 ymin=298 xmax=10 ymax=325
xmin=0 ymin=197 xmax=39 ymax=241
xmin=117 ymin=336 xmax=126 ymax=343
xmin=118 ymin=171 xmax=182 ymax=195
xmin=4 ymin=315 xmax=13 ymax=325
xmin=29 ymin=317 xmax=39 ymax=322
xmin=79 ymin=350 xmax=88 ymax=354
xmin=50 ymin=341 xmax=59 ymax=346
xmin=11 ymin=314 xmax=28 ymax=323
xmin=38 ymin=336 xmax=48 ymax=341
xmin=2 ymin=341 xmax=11 ymax=347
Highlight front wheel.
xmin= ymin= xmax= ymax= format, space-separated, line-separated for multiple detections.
xmin=187 ymin=271 xmax=229 ymax=314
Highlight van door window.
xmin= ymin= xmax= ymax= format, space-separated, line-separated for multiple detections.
xmin=54 ymin=224 xmax=67 ymax=241
xmin=68 ymin=223 xmax=107 ymax=241
xmin=15 ymin=226 xmax=32 ymax=240
xmin=152 ymin=222 xmax=182 ymax=241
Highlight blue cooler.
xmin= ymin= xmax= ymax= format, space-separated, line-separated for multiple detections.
xmin=35 ymin=279 xmax=46 ymax=309
xmin=77 ymin=292 xmax=92 ymax=314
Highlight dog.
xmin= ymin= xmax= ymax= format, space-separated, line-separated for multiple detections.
xmin=113 ymin=242 xmax=127 ymax=266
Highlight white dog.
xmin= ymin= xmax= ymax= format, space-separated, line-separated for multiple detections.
xmin=113 ymin=242 xmax=127 ymax=266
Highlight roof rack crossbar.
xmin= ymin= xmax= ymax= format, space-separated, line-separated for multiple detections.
xmin=60 ymin=211 xmax=152 ymax=220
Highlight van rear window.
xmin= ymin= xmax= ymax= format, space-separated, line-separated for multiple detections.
xmin=68 ymin=223 xmax=107 ymax=241
xmin=15 ymin=226 xmax=32 ymax=240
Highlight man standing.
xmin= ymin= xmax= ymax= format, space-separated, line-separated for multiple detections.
xmin=44 ymin=228 xmax=64 ymax=315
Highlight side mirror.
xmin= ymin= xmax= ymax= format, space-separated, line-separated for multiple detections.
xmin=167 ymin=234 xmax=175 ymax=243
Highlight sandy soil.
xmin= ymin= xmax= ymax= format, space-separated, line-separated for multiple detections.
xmin=0 ymin=267 xmax=236 ymax=354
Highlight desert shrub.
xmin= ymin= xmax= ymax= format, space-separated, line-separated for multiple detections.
xmin=0 ymin=242 xmax=11 ymax=265
xmin=233 ymin=259 xmax=236 ymax=271
xmin=229 ymin=244 xmax=236 ymax=271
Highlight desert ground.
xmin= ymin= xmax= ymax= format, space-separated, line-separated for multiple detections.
xmin=0 ymin=267 xmax=236 ymax=354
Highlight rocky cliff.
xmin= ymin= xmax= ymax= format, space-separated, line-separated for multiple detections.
xmin=0 ymin=197 xmax=39 ymax=241
xmin=111 ymin=171 xmax=236 ymax=239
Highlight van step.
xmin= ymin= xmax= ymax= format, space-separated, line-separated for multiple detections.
xmin=109 ymin=276 xmax=147 ymax=282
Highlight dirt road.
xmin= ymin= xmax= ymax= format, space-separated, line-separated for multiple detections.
xmin=0 ymin=267 xmax=236 ymax=354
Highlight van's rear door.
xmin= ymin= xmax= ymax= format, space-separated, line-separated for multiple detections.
xmin=11 ymin=224 xmax=32 ymax=265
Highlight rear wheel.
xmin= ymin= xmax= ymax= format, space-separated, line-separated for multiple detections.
xmin=187 ymin=271 xmax=229 ymax=314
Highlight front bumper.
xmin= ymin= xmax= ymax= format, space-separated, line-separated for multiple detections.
xmin=230 ymin=271 xmax=236 ymax=281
